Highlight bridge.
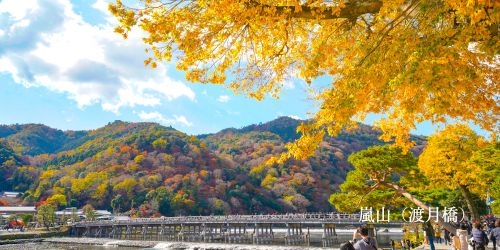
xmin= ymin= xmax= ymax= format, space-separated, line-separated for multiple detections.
xmin=72 ymin=213 xmax=402 ymax=247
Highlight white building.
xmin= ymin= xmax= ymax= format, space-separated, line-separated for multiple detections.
xmin=0 ymin=206 xmax=36 ymax=215
xmin=0 ymin=191 xmax=21 ymax=198
xmin=55 ymin=207 xmax=112 ymax=220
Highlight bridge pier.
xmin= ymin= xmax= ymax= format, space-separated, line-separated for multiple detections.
xmin=124 ymin=225 xmax=130 ymax=239
xmin=94 ymin=226 xmax=101 ymax=238
xmin=117 ymin=225 xmax=123 ymax=239
xmin=322 ymin=223 xmax=337 ymax=247
xmin=178 ymin=223 xmax=204 ymax=242
xmin=253 ymin=223 xmax=274 ymax=245
xmin=224 ymin=223 xmax=249 ymax=244
xmin=82 ymin=226 xmax=88 ymax=237
xmin=133 ymin=225 xmax=140 ymax=240
xmin=285 ymin=223 xmax=309 ymax=246
xmin=170 ymin=225 xmax=180 ymax=240
xmin=136 ymin=225 xmax=142 ymax=240
xmin=140 ymin=225 xmax=147 ymax=240
xmin=202 ymin=223 xmax=224 ymax=242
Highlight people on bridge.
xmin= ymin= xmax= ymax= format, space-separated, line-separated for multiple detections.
xmin=353 ymin=227 xmax=377 ymax=250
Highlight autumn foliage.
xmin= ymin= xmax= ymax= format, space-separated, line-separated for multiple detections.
xmin=0 ymin=118 xmax=407 ymax=215
xmin=109 ymin=0 xmax=499 ymax=160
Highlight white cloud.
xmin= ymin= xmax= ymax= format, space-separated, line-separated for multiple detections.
xmin=0 ymin=0 xmax=195 ymax=113
xmin=173 ymin=115 xmax=193 ymax=127
xmin=217 ymin=95 xmax=230 ymax=103
xmin=138 ymin=111 xmax=193 ymax=127
xmin=288 ymin=115 xmax=301 ymax=120
xmin=91 ymin=0 xmax=109 ymax=14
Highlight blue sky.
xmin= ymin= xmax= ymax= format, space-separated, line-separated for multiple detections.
xmin=0 ymin=0 xmax=466 ymax=136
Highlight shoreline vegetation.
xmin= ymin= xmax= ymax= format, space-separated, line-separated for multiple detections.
xmin=0 ymin=226 xmax=69 ymax=241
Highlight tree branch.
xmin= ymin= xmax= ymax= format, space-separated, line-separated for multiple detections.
xmin=248 ymin=0 xmax=383 ymax=20
xmin=382 ymin=182 xmax=458 ymax=234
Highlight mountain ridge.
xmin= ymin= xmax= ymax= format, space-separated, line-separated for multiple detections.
xmin=0 ymin=117 xmax=425 ymax=215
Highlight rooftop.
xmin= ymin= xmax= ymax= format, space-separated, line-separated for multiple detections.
xmin=0 ymin=206 xmax=36 ymax=212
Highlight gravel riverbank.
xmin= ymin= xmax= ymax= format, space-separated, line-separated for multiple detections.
xmin=44 ymin=237 xmax=158 ymax=248
xmin=42 ymin=237 xmax=331 ymax=249
xmin=0 ymin=239 xmax=43 ymax=246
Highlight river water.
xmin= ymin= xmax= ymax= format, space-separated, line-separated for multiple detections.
xmin=0 ymin=229 xmax=403 ymax=250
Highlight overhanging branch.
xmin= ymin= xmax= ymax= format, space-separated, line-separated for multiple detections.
xmin=248 ymin=0 xmax=383 ymax=20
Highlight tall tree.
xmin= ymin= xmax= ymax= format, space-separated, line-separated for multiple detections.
xmin=330 ymin=145 xmax=425 ymax=211
xmin=82 ymin=204 xmax=97 ymax=221
xmin=329 ymin=145 xmax=457 ymax=232
xmin=418 ymin=124 xmax=488 ymax=220
xmin=468 ymin=142 xmax=500 ymax=215
xmin=36 ymin=204 xmax=55 ymax=230
xmin=110 ymin=0 xmax=498 ymax=159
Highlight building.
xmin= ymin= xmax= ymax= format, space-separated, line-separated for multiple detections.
xmin=0 ymin=206 xmax=36 ymax=225
xmin=0 ymin=206 xmax=36 ymax=215
xmin=0 ymin=191 xmax=21 ymax=198
xmin=55 ymin=207 xmax=113 ymax=221
xmin=55 ymin=207 xmax=83 ymax=217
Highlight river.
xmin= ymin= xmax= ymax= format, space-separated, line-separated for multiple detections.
xmin=0 ymin=229 xmax=403 ymax=249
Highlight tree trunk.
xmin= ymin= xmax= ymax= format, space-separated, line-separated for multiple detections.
xmin=383 ymin=182 xmax=430 ymax=210
xmin=459 ymin=185 xmax=479 ymax=221
xmin=382 ymin=182 xmax=458 ymax=234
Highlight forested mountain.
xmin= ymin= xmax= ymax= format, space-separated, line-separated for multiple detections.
xmin=0 ymin=117 xmax=425 ymax=216
xmin=0 ymin=124 xmax=88 ymax=155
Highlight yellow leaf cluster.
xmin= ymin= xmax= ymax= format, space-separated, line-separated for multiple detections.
xmin=418 ymin=124 xmax=491 ymax=194
xmin=110 ymin=0 xmax=499 ymax=159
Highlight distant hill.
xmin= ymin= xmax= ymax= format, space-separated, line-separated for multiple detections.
xmin=0 ymin=124 xmax=88 ymax=155
xmin=0 ymin=117 xmax=425 ymax=215
xmin=0 ymin=140 xmax=24 ymax=191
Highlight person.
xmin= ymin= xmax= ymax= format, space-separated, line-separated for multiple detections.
xmin=471 ymin=221 xmax=489 ymax=250
xmin=435 ymin=226 xmax=443 ymax=244
xmin=489 ymin=219 xmax=500 ymax=250
xmin=406 ymin=239 xmax=412 ymax=249
xmin=341 ymin=241 xmax=356 ymax=250
xmin=391 ymin=239 xmax=395 ymax=250
xmin=353 ymin=227 xmax=378 ymax=250
xmin=452 ymin=233 xmax=461 ymax=250
xmin=424 ymin=230 xmax=429 ymax=245
xmin=424 ymin=221 xmax=436 ymax=250
xmin=457 ymin=224 xmax=469 ymax=250
xmin=445 ymin=229 xmax=451 ymax=245
xmin=353 ymin=227 xmax=363 ymax=243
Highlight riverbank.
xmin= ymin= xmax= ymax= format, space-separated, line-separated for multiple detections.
xmin=0 ymin=227 xmax=69 ymax=241
xmin=44 ymin=237 xmax=334 ymax=249
xmin=0 ymin=239 xmax=43 ymax=246
xmin=44 ymin=237 xmax=157 ymax=248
